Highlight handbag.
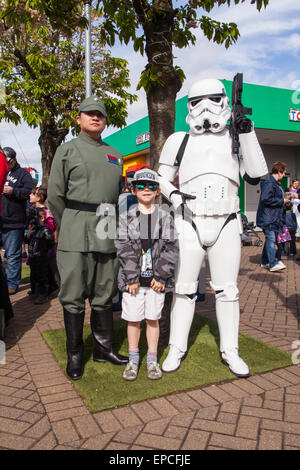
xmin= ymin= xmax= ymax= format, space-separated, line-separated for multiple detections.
xmin=277 ymin=225 xmax=291 ymax=243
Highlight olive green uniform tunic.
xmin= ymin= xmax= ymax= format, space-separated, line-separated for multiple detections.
xmin=48 ymin=132 xmax=123 ymax=313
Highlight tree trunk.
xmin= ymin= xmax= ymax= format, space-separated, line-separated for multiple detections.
xmin=38 ymin=123 xmax=68 ymax=187
xmin=142 ymin=2 xmax=182 ymax=170
xmin=147 ymin=73 xmax=181 ymax=170
xmin=138 ymin=3 xmax=182 ymax=345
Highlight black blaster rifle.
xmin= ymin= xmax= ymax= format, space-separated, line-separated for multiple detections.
xmin=230 ymin=73 xmax=252 ymax=155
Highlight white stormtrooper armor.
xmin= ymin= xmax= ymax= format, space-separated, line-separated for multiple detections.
xmin=186 ymin=78 xmax=231 ymax=134
xmin=158 ymin=78 xmax=268 ymax=377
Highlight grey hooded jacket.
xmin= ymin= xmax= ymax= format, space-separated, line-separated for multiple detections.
xmin=115 ymin=204 xmax=179 ymax=291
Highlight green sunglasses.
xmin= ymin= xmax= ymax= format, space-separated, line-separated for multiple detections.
xmin=136 ymin=182 xmax=159 ymax=191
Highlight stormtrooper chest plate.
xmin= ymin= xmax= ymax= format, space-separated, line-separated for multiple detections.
xmin=178 ymin=130 xmax=240 ymax=186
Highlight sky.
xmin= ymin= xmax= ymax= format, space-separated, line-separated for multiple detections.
xmin=1 ymin=0 xmax=300 ymax=178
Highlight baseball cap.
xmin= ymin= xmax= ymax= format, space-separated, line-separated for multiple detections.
xmin=133 ymin=168 xmax=159 ymax=184
xmin=78 ymin=96 xmax=107 ymax=117
xmin=3 ymin=147 xmax=16 ymax=163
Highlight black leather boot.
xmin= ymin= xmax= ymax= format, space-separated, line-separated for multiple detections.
xmin=0 ymin=309 xmax=5 ymax=342
xmin=63 ymin=309 xmax=85 ymax=380
xmin=90 ymin=309 xmax=128 ymax=365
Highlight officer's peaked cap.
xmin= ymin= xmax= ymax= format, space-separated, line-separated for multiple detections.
xmin=78 ymin=96 xmax=107 ymax=117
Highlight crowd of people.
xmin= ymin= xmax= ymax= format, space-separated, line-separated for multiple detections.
xmin=256 ymin=163 xmax=300 ymax=272
xmin=0 ymin=148 xmax=59 ymax=300
xmin=0 ymin=91 xmax=299 ymax=384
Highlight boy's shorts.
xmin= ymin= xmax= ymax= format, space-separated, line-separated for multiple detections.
xmin=121 ymin=287 xmax=165 ymax=322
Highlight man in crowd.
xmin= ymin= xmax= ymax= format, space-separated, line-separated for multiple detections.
xmin=1 ymin=147 xmax=34 ymax=294
xmin=48 ymin=96 xmax=128 ymax=380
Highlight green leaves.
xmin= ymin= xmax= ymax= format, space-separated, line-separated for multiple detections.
xmin=98 ymin=0 xmax=140 ymax=48
xmin=174 ymin=65 xmax=186 ymax=85
xmin=193 ymin=0 xmax=269 ymax=11
xmin=199 ymin=16 xmax=240 ymax=48
xmin=137 ymin=64 xmax=185 ymax=93
xmin=0 ymin=1 xmax=136 ymax=133
xmin=97 ymin=1 xmax=268 ymax=64
xmin=137 ymin=65 xmax=165 ymax=93
xmin=0 ymin=0 xmax=271 ymax=150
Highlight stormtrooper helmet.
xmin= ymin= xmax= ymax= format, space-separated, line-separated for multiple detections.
xmin=186 ymin=79 xmax=231 ymax=134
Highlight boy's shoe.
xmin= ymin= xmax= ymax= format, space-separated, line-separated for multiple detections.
xmin=34 ymin=295 xmax=48 ymax=304
xmin=260 ymin=263 xmax=269 ymax=269
xmin=147 ymin=362 xmax=162 ymax=380
xmin=122 ymin=361 xmax=138 ymax=381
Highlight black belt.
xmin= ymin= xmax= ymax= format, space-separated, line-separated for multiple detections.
xmin=66 ymin=200 xmax=100 ymax=212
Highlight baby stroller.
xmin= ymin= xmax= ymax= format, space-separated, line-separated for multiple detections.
xmin=240 ymin=214 xmax=263 ymax=247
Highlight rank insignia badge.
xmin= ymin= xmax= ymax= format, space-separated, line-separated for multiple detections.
xmin=107 ymin=154 xmax=120 ymax=165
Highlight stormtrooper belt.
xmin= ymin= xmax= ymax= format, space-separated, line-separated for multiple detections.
xmin=181 ymin=207 xmax=237 ymax=251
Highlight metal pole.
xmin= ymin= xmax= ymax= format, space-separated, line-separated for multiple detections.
xmin=84 ymin=0 xmax=92 ymax=98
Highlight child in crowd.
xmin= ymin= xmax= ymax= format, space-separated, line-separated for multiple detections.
xmin=285 ymin=181 xmax=300 ymax=239
xmin=115 ymin=168 xmax=179 ymax=381
xmin=28 ymin=187 xmax=58 ymax=294
xmin=276 ymin=224 xmax=291 ymax=262
xmin=29 ymin=187 xmax=57 ymax=234
xmin=285 ymin=200 xmax=297 ymax=256
xmin=25 ymin=208 xmax=54 ymax=304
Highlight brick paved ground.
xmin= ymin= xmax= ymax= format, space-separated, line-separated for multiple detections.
xmin=0 ymin=244 xmax=299 ymax=450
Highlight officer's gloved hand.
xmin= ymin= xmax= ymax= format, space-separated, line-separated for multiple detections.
xmin=236 ymin=117 xmax=253 ymax=134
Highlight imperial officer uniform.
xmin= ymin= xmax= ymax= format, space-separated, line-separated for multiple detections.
xmin=48 ymin=96 xmax=128 ymax=380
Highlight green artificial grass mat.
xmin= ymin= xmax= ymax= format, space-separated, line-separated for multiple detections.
xmin=42 ymin=315 xmax=292 ymax=413
xmin=21 ymin=266 xmax=30 ymax=284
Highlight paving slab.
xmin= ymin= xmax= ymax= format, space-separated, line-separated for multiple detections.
xmin=0 ymin=244 xmax=299 ymax=450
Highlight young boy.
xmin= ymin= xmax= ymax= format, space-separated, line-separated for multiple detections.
xmin=25 ymin=208 xmax=55 ymax=304
xmin=115 ymin=168 xmax=179 ymax=381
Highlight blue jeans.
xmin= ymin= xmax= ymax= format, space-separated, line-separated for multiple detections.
xmin=1 ymin=229 xmax=24 ymax=290
xmin=261 ymin=229 xmax=277 ymax=268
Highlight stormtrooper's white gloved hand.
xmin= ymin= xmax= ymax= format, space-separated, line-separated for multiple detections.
xmin=170 ymin=190 xmax=196 ymax=210
xmin=170 ymin=192 xmax=185 ymax=210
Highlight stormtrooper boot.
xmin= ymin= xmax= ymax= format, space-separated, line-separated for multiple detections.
xmin=162 ymin=294 xmax=196 ymax=373
xmin=215 ymin=297 xmax=250 ymax=378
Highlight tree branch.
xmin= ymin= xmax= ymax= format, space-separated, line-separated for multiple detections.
xmin=132 ymin=0 xmax=149 ymax=25
xmin=13 ymin=47 xmax=37 ymax=80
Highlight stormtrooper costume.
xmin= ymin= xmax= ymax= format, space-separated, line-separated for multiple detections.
xmin=158 ymin=79 xmax=268 ymax=377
